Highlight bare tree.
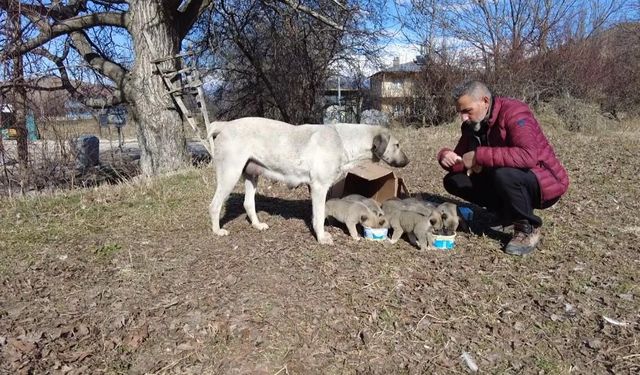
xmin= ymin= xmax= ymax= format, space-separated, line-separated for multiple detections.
xmin=195 ymin=0 xmax=386 ymax=124
xmin=4 ymin=1 xmax=29 ymax=173
xmin=0 ymin=0 xmax=214 ymax=176
xmin=0 ymin=0 xmax=349 ymax=176
xmin=396 ymin=0 xmax=633 ymax=110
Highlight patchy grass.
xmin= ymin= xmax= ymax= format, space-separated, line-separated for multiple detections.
xmin=1 ymin=122 xmax=640 ymax=374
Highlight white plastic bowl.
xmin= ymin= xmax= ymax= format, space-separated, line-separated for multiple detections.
xmin=364 ymin=227 xmax=388 ymax=241
xmin=433 ymin=233 xmax=456 ymax=250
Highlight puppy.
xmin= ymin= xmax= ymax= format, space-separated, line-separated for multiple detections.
xmin=382 ymin=201 xmax=443 ymax=249
xmin=437 ymin=202 xmax=461 ymax=235
xmin=382 ymin=197 xmax=436 ymax=217
xmin=401 ymin=197 xmax=438 ymax=216
xmin=341 ymin=194 xmax=386 ymax=224
xmin=325 ymin=198 xmax=385 ymax=240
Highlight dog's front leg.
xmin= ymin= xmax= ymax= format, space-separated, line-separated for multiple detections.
xmin=389 ymin=226 xmax=404 ymax=244
xmin=346 ymin=221 xmax=361 ymax=241
xmin=243 ymin=174 xmax=269 ymax=231
xmin=310 ymin=184 xmax=333 ymax=245
xmin=407 ymin=232 xmax=419 ymax=247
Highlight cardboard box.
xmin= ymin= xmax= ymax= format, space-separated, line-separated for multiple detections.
xmin=328 ymin=162 xmax=409 ymax=204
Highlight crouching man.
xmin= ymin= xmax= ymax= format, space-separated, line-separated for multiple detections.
xmin=437 ymin=81 xmax=569 ymax=255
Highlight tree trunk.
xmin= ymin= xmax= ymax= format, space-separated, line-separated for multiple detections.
xmin=9 ymin=1 xmax=29 ymax=171
xmin=125 ymin=0 xmax=188 ymax=176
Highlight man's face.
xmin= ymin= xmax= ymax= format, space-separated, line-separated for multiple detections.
xmin=456 ymin=94 xmax=490 ymax=125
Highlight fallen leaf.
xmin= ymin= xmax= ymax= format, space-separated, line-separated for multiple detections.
xmin=59 ymin=350 xmax=92 ymax=363
xmin=74 ymin=324 xmax=90 ymax=337
xmin=124 ymin=323 xmax=149 ymax=350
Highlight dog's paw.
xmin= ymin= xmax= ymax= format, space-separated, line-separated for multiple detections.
xmin=213 ymin=228 xmax=229 ymax=236
xmin=351 ymin=236 xmax=361 ymax=241
xmin=253 ymin=222 xmax=269 ymax=231
xmin=317 ymin=233 xmax=334 ymax=245
xmin=388 ymin=238 xmax=399 ymax=244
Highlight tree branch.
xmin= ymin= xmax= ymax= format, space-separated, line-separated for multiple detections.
xmin=0 ymin=10 xmax=127 ymax=57
xmin=276 ymin=0 xmax=345 ymax=31
xmin=69 ymin=30 xmax=128 ymax=86
xmin=31 ymin=43 xmax=125 ymax=108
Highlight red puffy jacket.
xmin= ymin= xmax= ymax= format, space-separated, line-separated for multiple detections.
xmin=437 ymin=97 xmax=569 ymax=204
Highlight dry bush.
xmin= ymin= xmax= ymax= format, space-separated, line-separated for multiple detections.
xmin=535 ymin=97 xmax=619 ymax=133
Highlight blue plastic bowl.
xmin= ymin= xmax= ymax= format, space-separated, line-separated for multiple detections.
xmin=364 ymin=227 xmax=388 ymax=241
xmin=433 ymin=234 xmax=456 ymax=250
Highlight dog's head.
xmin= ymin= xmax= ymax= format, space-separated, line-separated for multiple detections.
xmin=372 ymin=131 xmax=409 ymax=167
xmin=359 ymin=212 xmax=387 ymax=229
xmin=437 ymin=202 xmax=459 ymax=235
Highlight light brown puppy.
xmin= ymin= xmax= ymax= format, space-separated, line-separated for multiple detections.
xmin=401 ymin=197 xmax=438 ymax=215
xmin=382 ymin=200 xmax=443 ymax=249
xmin=341 ymin=194 xmax=387 ymax=225
xmin=437 ymin=202 xmax=461 ymax=235
xmin=325 ymin=198 xmax=385 ymax=240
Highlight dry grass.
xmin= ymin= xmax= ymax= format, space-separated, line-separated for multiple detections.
xmin=1 ymin=121 xmax=639 ymax=374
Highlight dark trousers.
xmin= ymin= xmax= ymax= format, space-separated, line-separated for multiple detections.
xmin=443 ymin=168 xmax=557 ymax=227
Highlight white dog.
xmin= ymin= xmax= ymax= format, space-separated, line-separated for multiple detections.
xmin=207 ymin=117 xmax=409 ymax=244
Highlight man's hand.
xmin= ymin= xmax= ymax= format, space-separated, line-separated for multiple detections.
xmin=462 ymin=150 xmax=476 ymax=169
xmin=441 ymin=150 xmax=463 ymax=168
xmin=462 ymin=150 xmax=483 ymax=175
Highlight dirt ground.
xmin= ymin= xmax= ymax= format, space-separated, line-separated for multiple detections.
xmin=1 ymin=123 xmax=639 ymax=374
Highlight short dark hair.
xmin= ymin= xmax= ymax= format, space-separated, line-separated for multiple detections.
xmin=452 ymin=81 xmax=491 ymax=101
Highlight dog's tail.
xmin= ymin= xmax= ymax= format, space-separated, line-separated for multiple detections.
xmin=204 ymin=121 xmax=226 ymax=158
xmin=206 ymin=121 xmax=226 ymax=140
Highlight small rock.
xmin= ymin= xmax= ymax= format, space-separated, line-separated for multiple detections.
xmin=587 ymin=339 xmax=603 ymax=349
xmin=564 ymin=303 xmax=576 ymax=315
xmin=618 ymin=293 xmax=633 ymax=301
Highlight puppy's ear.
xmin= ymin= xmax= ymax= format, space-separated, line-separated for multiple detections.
xmin=372 ymin=133 xmax=390 ymax=158
xmin=430 ymin=218 xmax=438 ymax=226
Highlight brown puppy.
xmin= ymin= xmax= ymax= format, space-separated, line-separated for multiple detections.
xmin=342 ymin=194 xmax=387 ymax=224
xmin=437 ymin=202 xmax=461 ymax=235
xmin=325 ymin=198 xmax=385 ymax=240
xmin=382 ymin=200 xmax=443 ymax=249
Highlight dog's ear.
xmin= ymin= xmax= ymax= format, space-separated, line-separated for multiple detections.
xmin=430 ymin=217 xmax=438 ymax=226
xmin=372 ymin=133 xmax=390 ymax=157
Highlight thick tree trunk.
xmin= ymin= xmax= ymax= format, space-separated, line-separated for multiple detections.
xmin=125 ymin=0 xmax=188 ymax=176
xmin=9 ymin=1 xmax=28 ymax=171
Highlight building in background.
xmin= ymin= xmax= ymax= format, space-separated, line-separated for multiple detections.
xmin=369 ymin=57 xmax=423 ymax=118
